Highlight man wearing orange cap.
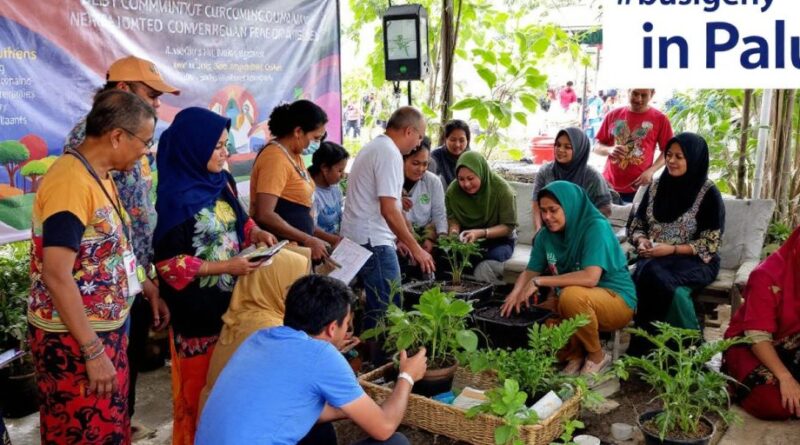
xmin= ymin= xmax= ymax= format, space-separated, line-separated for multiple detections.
xmin=64 ymin=55 xmax=179 ymax=439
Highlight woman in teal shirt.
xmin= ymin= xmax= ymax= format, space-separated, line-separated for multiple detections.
xmin=501 ymin=181 xmax=636 ymax=375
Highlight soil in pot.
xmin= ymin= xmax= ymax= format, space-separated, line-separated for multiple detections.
xmin=473 ymin=303 xmax=553 ymax=349
xmin=638 ymin=410 xmax=714 ymax=445
xmin=402 ymin=280 xmax=494 ymax=309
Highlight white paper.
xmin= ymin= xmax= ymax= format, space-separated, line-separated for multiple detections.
xmin=326 ymin=238 xmax=372 ymax=285
xmin=452 ymin=386 xmax=487 ymax=410
xmin=0 ymin=349 xmax=23 ymax=369
xmin=530 ymin=390 xmax=563 ymax=420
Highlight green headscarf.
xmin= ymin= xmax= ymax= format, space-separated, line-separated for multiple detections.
xmin=535 ymin=181 xmax=617 ymax=273
xmin=445 ymin=151 xmax=517 ymax=229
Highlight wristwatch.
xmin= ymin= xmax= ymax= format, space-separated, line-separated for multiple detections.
xmin=397 ymin=372 xmax=415 ymax=387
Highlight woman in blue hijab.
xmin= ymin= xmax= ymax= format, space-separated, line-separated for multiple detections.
xmin=153 ymin=107 xmax=276 ymax=444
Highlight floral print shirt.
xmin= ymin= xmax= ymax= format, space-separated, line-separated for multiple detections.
xmin=155 ymin=198 xmax=256 ymax=357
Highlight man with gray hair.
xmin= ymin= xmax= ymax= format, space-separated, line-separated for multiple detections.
xmin=341 ymin=107 xmax=435 ymax=338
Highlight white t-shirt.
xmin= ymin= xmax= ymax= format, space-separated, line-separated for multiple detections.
xmin=405 ymin=171 xmax=448 ymax=235
xmin=341 ymin=135 xmax=404 ymax=246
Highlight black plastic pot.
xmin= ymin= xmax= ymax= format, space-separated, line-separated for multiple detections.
xmin=402 ymin=280 xmax=494 ymax=310
xmin=1 ymin=368 xmax=38 ymax=418
xmin=472 ymin=302 xmax=552 ymax=349
xmin=638 ymin=410 xmax=715 ymax=445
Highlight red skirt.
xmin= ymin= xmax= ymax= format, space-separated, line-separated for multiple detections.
xmin=29 ymin=325 xmax=130 ymax=445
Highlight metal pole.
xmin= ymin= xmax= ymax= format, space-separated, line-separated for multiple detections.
xmin=407 ymin=81 xmax=412 ymax=106
xmin=753 ymin=89 xmax=773 ymax=199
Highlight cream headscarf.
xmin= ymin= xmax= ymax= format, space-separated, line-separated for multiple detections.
xmin=199 ymin=245 xmax=311 ymax=414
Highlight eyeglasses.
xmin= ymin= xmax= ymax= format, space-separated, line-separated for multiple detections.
xmin=122 ymin=128 xmax=155 ymax=149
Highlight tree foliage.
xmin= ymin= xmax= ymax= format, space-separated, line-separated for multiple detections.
xmin=0 ymin=140 xmax=30 ymax=188
xmin=344 ymin=0 xmax=589 ymax=157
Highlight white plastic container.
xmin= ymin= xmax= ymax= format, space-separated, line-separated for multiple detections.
xmin=529 ymin=390 xmax=563 ymax=420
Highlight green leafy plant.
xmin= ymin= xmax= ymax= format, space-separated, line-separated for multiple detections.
xmin=467 ymin=378 xmax=538 ymax=445
xmin=549 ymin=419 xmax=585 ymax=445
xmin=437 ymin=233 xmax=482 ymax=286
xmin=0 ymin=241 xmax=32 ymax=350
xmin=614 ymin=322 xmax=749 ymax=441
xmin=469 ymin=314 xmax=591 ymax=398
xmin=362 ymin=286 xmax=478 ymax=368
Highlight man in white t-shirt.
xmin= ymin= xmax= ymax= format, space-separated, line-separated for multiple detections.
xmin=341 ymin=107 xmax=435 ymax=330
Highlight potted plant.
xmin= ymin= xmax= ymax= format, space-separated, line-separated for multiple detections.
xmin=464 ymin=315 xmax=595 ymax=445
xmin=0 ymin=241 xmax=38 ymax=418
xmin=363 ymin=286 xmax=479 ymax=397
xmin=468 ymin=314 xmax=594 ymax=401
xmin=615 ymin=322 xmax=748 ymax=445
xmin=403 ymin=233 xmax=494 ymax=305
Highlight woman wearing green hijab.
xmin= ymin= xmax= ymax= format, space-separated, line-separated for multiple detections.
xmin=501 ymin=181 xmax=636 ymax=375
xmin=445 ymin=151 xmax=517 ymax=282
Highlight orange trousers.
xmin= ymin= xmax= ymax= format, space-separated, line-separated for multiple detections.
xmin=558 ymin=286 xmax=633 ymax=360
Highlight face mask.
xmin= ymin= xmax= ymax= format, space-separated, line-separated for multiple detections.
xmin=303 ymin=139 xmax=321 ymax=156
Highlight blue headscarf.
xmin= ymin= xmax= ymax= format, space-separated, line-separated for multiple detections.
xmin=153 ymin=107 xmax=246 ymax=244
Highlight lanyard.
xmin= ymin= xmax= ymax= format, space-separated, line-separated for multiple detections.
xmin=66 ymin=149 xmax=131 ymax=242
xmin=271 ymin=140 xmax=312 ymax=184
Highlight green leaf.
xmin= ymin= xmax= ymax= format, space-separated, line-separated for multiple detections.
xmin=471 ymin=103 xmax=490 ymax=127
xmin=506 ymin=148 xmax=525 ymax=161
xmin=494 ymin=425 xmax=516 ymax=445
xmin=519 ymin=94 xmax=538 ymax=113
xmin=451 ymin=97 xmax=480 ymax=111
xmin=513 ymin=112 xmax=527 ymax=126
xmin=456 ymin=330 xmax=479 ymax=352
xmin=476 ymin=66 xmax=498 ymax=89
xmin=532 ymin=37 xmax=550 ymax=56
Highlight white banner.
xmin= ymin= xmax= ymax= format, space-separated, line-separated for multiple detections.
xmin=599 ymin=0 xmax=800 ymax=89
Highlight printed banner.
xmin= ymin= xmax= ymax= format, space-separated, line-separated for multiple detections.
xmin=600 ymin=0 xmax=799 ymax=89
xmin=0 ymin=0 xmax=342 ymax=243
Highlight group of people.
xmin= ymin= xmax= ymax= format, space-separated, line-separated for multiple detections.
xmin=22 ymin=52 xmax=798 ymax=445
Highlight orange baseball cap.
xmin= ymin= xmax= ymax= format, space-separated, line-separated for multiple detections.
xmin=107 ymin=56 xmax=180 ymax=95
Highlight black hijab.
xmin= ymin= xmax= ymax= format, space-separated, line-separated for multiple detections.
xmin=653 ymin=132 xmax=710 ymax=222
xmin=553 ymin=127 xmax=591 ymax=185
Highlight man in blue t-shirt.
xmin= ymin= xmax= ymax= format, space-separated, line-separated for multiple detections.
xmin=196 ymin=275 xmax=428 ymax=445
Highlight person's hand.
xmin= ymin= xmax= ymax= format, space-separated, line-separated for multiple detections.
xmin=631 ymin=168 xmax=655 ymax=188
xmin=636 ymin=238 xmax=653 ymax=252
xmin=252 ymin=228 xmax=277 ymax=247
xmin=152 ymin=297 xmax=170 ymax=331
xmin=533 ymin=294 xmax=558 ymax=312
xmin=779 ymin=375 xmax=800 ymax=416
xmin=640 ymin=243 xmax=675 ymax=258
xmin=459 ymin=230 xmax=482 ymax=243
xmin=339 ymin=336 xmax=361 ymax=354
xmin=398 ymin=347 xmax=428 ymax=383
xmin=303 ymin=236 xmax=329 ymax=261
xmin=501 ymin=281 xmax=540 ymax=317
xmin=610 ymin=144 xmax=629 ymax=160
xmin=226 ymin=256 xmax=262 ymax=276
xmin=422 ymin=239 xmax=435 ymax=253
xmin=396 ymin=240 xmax=411 ymax=258
xmin=143 ymin=279 xmax=170 ymax=330
xmin=331 ymin=235 xmax=344 ymax=248
xmin=85 ymin=353 xmax=117 ymax=398
xmin=402 ymin=196 xmax=413 ymax=212
xmin=411 ymin=245 xmax=435 ymax=274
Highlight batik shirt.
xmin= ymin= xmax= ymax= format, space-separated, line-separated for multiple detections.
xmin=65 ymin=117 xmax=157 ymax=272
xmin=29 ymin=155 xmax=134 ymax=332
xmin=155 ymin=197 xmax=257 ymax=358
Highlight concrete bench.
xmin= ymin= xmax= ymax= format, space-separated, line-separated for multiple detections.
xmin=501 ymin=181 xmax=775 ymax=313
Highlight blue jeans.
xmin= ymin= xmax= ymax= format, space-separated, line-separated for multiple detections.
xmin=359 ymin=244 xmax=401 ymax=330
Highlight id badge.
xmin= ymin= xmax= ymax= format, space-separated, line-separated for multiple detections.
xmin=123 ymin=251 xmax=143 ymax=297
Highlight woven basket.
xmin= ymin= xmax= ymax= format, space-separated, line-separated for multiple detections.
xmin=358 ymin=363 xmax=581 ymax=445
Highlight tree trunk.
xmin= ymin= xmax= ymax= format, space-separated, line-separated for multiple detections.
xmin=778 ymin=90 xmax=795 ymax=222
xmin=438 ymin=0 xmax=461 ymax=145
xmin=736 ymin=89 xmax=752 ymax=199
